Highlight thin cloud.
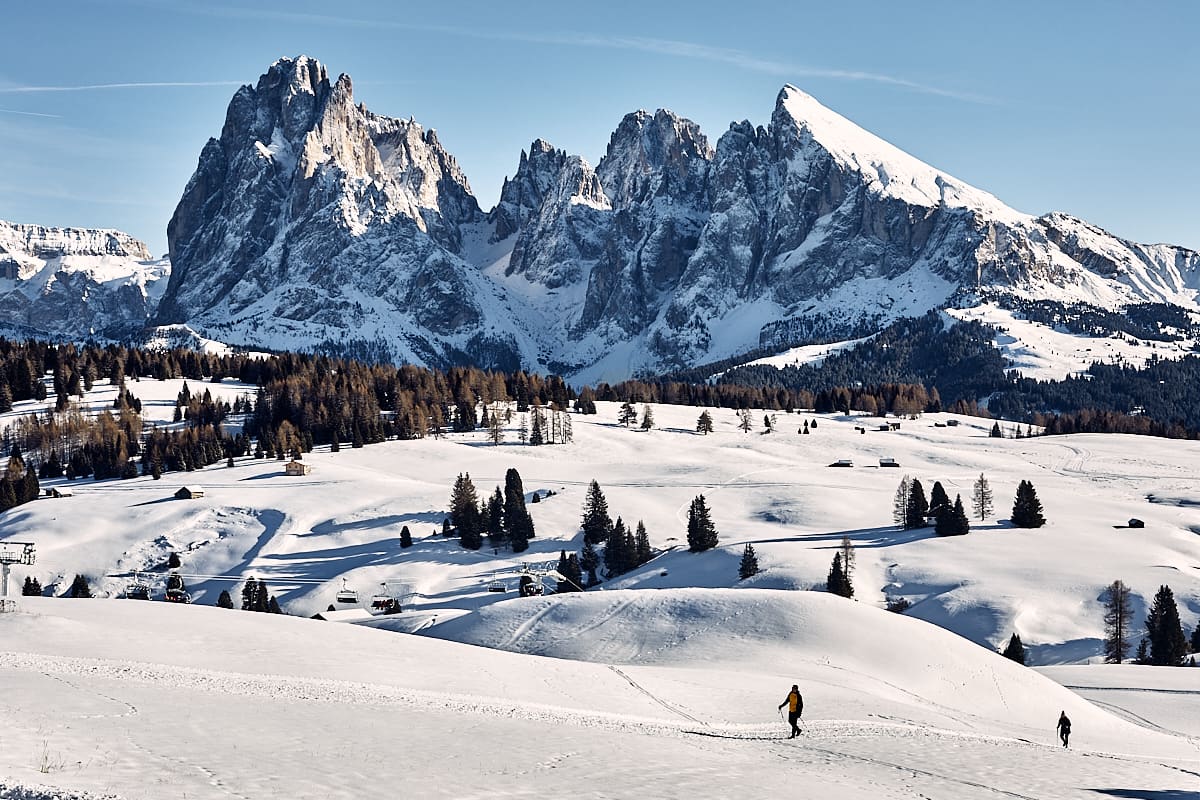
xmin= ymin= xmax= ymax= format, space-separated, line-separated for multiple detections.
xmin=0 ymin=81 xmax=243 ymax=94
xmin=0 ymin=108 xmax=62 ymax=118
xmin=156 ymin=2 xmax=992 ymax=103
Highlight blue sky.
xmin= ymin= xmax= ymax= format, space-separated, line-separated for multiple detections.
xmin=1 ymin=1 xmax=1196 ymax=256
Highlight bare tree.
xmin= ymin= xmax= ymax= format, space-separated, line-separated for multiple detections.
xmin=1103 ymin=579 xmax=1133 ymax=664
xmin=971 ymin=473 xmax=993 ymax=521
xmin=840 ymin=536 xmax=856 ymax=577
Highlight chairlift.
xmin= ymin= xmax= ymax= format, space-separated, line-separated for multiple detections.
xmin=370 ymin=582 xmax=401 ymax=614
xmin=486 ymin=574 xmax=507 ymax=593
xmin=124 ymin=572 xmax=151 ymax=601
xmin=518 ymin=574 xmax=545 ymax=598
xmin=335 ymin=578 xmax=360 ymax=605
xmin=163 ymin=571 xmax=191 ymax=604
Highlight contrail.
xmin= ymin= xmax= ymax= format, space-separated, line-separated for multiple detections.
xmin=0 ymin=108 xmax=62 ymax=117
xmin=0 ymin=80 xmax=243 ymax=94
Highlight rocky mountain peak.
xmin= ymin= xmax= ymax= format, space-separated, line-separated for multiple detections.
xmin=597 ymin=108 xmax=712 ymax=209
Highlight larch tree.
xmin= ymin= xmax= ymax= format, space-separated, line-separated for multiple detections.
xmin=1103 ymin=579 xmax=1133 ymax=664
xmin=971 ymin=473 xmax=993 ymax=521
xmin=696 ymin=410 xmax=714 ymax=435
xmin=618 ymin=402 xmax=638 ymax=427
xmin=893 ymin=475 xmax=912 ymax=527
xmin=640 ymin=404 xmax=655 ymax=431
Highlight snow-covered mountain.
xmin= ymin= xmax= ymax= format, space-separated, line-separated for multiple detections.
xmin=0 ymin=220 xmax=168 ymax=340
xmin=154 ymin=57 xmax=1200 ymax=378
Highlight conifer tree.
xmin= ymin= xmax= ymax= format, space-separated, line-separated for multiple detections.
xmin=254 ymin=579 xmax=270 ymax=612
xmin=580 ymin=540 xmax=600 ymax=586
xmin=22 ymin=576 xmax=42 ymax=596
xmin=634 ymin=521 xmax=652 ymax=567
xmin=738 ymin=543 xmax=760 ymax=580
xmin=529 ymin=406 xmax=544 ymax=445
xmin=936 ymin=495 xmax=970 ymax=536
xmin=487 ymin=403 xmax=505 ymax=445
xmin=68 ymin=574 xmax=92 ymax=598
xmin=581 ymin=480 xmax=613 ymax=545
xmin=1011 ymin=480 xmax=1046 ymax=528
xmin=696 ymin=410 xmax=714 ymax=435
xmin=604 ymin=517 xmax=630 ymax=577
xmin=989 ymin=421 xmax=1003 ymax=438
xmin=640 ymin=404 xmax=655 ymax=431
xmin=217 ymin=590 xmax=234 ymax=609
xmin=399 ymin=525 xmax=413 ymax=549
xmin=268 ymin=596 xmax=282 ymax=614
xmin=1134 ymin=637 xmax=1151 ymax=665
xmin=905 ymin=479 xmax=929 ymax=530
xmin=242 ymin=578 xmax=258 ymax=610
xmin=928 ymin=481 xmax=950 ymax=518
xmin=971 ymin=473 xmax=994 ymax=521
xmin=1145 ymin=584 xmax=1187 ymax=666
xmin=686 ymin=495 xmax=719 ymax=552
xmin=826 ymin=553 xmax=853 ymax=598
xmin=449 ymin=473 xmax=480 ymax=532
xmin=618 ymin=402 xmax=638 ymax=427
xmin=1001 ymin=633 xmax=1026 ymax=665
xmin=1103 ymin=579 xmax=1133 ymax=663
xmin=1191 ymin=622 xmax=1200 ymax=655
xmin=486 ymin=488 xmax=505 ymax=547
xmin=504 ymin=468 xmax=534 ymax=552
xmin=518 ymin=415 xmax=528 ymax=444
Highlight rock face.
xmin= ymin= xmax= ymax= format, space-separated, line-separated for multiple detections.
xmin=159 ymin=56 xmax=522 ymax=367
xmin=0 ymin=220 xmax=167 ymax=339
xmin=159 ymin=58 xmax=1200 ymax=379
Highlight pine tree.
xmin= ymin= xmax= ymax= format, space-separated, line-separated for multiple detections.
xmin=640 ymin=404 xmax=655 ymax=431
xmin=1191 ymin=622 xmax=1200 ymax=655
xmin=68 ymin=574 xmax=92 ymax=598
xmin=893 ymin=475 xmax=912 ymax=527
xmin=22 ymin=576 xmax=42 ymax=596
xmin=989 ymin=421 xmax=1003 ymax=438
xmin=738 ymin=543 xmax=760 ymax=580
xmin=581 ymin=480 xmax=613 ymax=545
xmin=254 ymin=579 xmax=269 ymax=612
xmin=1001 ymin=633 xmax=1027 ymax=665
xmin=604 ymin=517 xmax=630 ymax=577
xmin=1145 ymin=584 xmax=1187 ymax=666
xmin=936 ymin=495 xmax=970 ymax=536
xmin=242 ymin=578 xmax=258 ymax=610
xmin=618 ymin=402 xmax=638 ymax=427
xmin=971 ymin=473 xmax=994 ymax=521
xmin=826 ymin=552 xmax=853 ymax=598
xmin=1011 ymin=480 xmax=1046 ymax=528
xmin=634 ymin=521 xmax=652 ymax=567
xmin=686 ymin=495 xmax=719 ymax=552
xmin=1103 ymin=579 xmax=1133 ymax=663
xmin=399 ymin=525 xmax=413 ymax=549
xmin=1134 ymin=637 xmax=1151 ymax=665
xmin=168 ymin=552 xmax=182 ymax=569
xmin=217 ymin=590 xmax=234 ymax=609
xmin=449 ymin=473 xmax=480 ymax=532
xmin=504 ymin=468 xmax=534 ymax=553
xmin=529 ymin=406 xmax=544 ymax=445
xmin=268 ymin=596 xmax=282 ymax=614
xmin=580 ymin=540 xmax=600 ymax=586
xmin=556 ymin=550 xmax=584 ymax=593
xmin=928 ymin=481 xmax=950 ymax=518
xmin=486 ymin=487 xmax=505 ymax=547
xmin=696 ymin=410 xmax=714 ymax=435
xmin=905 ymin=479 xmax=929 ymax=530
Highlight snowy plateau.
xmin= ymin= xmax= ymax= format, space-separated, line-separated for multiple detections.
xmin=6 ymin=54 xmax=1200 ymax=383
xmin=2 ymin=379 xmax=1199 ymax=799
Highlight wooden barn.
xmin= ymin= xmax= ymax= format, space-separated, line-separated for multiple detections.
xmin=175 ymin=486 xmax=205 ymax=500
xmin=285 ymin=460 xmax=312 ymax=476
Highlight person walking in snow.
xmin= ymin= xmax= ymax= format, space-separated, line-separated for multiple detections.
xmin=1056 ymin=711 xmax=1071 ymax=748
xmin=778 ymin=684 xmax=803 ymax=738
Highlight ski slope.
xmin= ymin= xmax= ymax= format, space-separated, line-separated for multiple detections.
xmin=2 ymin=380 xmax=1200 ymax=797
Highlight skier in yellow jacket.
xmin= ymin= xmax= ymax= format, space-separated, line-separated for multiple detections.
xmin=778 ymin=684 xmax=803 ymax=738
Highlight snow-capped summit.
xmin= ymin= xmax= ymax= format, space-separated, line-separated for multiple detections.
xmin=151 ymin=59 xmax=1200 ymax=378
xmin=0 ymin=220 xmax=167 ymax=339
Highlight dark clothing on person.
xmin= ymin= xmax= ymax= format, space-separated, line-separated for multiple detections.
xmin=1057 ymin=712 xmax=1071 ymax=747
xmin=778 ymin=687 xmax=803 ymax=738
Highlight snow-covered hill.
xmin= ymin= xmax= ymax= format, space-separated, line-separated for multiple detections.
xmin=0 ymin=220 xmax=168 ymax=340
xmin=2 ymin=381 xmax=1200 ymax=797
xmin=155 ymin=56 xmax=1200 ymax=382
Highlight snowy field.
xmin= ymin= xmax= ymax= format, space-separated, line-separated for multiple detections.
xmin=2 ymin=380 xmax=1200 ymax=797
